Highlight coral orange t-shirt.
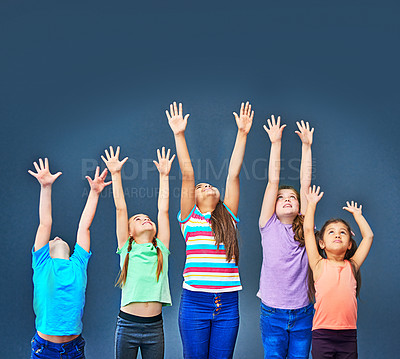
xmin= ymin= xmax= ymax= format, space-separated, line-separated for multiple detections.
xmin=313 ymin=259 xmax=357 ymax=330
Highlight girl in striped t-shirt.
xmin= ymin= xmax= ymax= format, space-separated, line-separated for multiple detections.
xmin=166 ymin=101 xmax=253 ymax=359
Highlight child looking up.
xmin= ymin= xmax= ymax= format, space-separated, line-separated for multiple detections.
xmin=167 ymin=101 xmax=253 ymax=359
xmin=29 ymin=158 xmax=110 ymax=358
xmin=304 ymin=186 xmax=374 ymax=359
xmin=102 ymin=146 xmax=174 ymax=359
xmin=258 ymin=116 xmax=315 ymax=358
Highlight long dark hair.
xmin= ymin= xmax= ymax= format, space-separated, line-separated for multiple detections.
xmin=210 ymin=200 xmax=239 ymax=265
xmin=116 ymin=236 xmax=164 ymax=288
xmin=278 ymin=185 xmax=305 ymax=246
xmin=307 ymin=218 xmax=361 ymax=302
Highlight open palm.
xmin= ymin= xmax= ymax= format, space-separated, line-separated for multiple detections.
xmin=233 ymin=101 xmax=254 ymax=135
xmin=28 ymin=158 xmax=62 ymax=187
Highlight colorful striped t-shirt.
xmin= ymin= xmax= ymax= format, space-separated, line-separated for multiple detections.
xmin=177 ymin=204 xmax=242 ymax=293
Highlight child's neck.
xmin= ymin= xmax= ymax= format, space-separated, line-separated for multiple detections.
xmin=197 ymin=202 xmax=217 ymax=214
xmin=277 ymin=213 xmax=296 ymax=225
xmin=133 ymin=233 xmax=154 ymax=244
xmin=325 ymin=252 xmax=346 ymax=265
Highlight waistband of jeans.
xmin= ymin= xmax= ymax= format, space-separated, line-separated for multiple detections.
xmin=119 ymin=310 xmax=162 ymax=323
xmin=261 ymin=301 xmax=313 ymax=313
xmin=34 ymin=332 xmax=83 ymax=349
xmin=182 ymin=288 xmax=239 ymax=299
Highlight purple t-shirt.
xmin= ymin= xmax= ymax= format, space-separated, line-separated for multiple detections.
xmin=257 ymin=213 xmax=310 ymax=309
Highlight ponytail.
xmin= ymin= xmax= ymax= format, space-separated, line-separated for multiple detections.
xmin=116 ymin=236 xmax=134 ymax=288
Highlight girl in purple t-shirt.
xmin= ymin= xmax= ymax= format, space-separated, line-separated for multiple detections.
xmin=258 ymin=115 xmax=315 ymax=359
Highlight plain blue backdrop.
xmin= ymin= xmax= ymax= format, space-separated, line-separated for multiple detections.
xmin=1 ymin=1 xmax=399 ymax=358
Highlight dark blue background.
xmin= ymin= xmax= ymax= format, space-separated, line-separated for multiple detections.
xmin=1 ymin=1 xmax=399 ymax=357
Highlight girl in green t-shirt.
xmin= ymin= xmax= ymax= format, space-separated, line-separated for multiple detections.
xmin=102 ymin=145 xmax=174 ymax=359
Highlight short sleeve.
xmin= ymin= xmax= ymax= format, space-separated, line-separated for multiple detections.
xmin=116 ymin=239 xmax=130 ymax=255
xmin=70 ymin=243 xmax=92 ymax=269
xmin=177 ymin=206 xmax=197 ymax=224
xmin=32 ymin=244 xmax=51 ymax=269
xmin=259 ymin=212 xmax=277 ymax=231
xmin=222 ymin=202 xmax=240 ymax=223
xmin=156 ymin=238 xmax=171 ymax=255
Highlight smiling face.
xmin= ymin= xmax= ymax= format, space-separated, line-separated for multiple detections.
xmin=320 ymin=221 xmax=352 ymax=255
xmin=128 ymin=214 xmax=157 ymax=239
xmin=195 ymin=183 xmax=220 ymax=208
xmin=49 ymin=236 xmax=70 ymax=259
xmin=275 ymin=188 xmax=300 ymax=221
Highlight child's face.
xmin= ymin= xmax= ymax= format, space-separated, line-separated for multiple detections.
xmin=129 ymin=214 xmax=157 ymax=238
xmin=195 ymin=183 xmax=220 ymax=207
xmin=275 ymin=189 xmax=300 ymax=220
xmin=320 ymin=222 xmax=352 ymax=254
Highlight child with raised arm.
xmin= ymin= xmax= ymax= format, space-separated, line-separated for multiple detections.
xmin=29 ymin=158 xmax=110 ymax=359
xmin=102 ymin=146 xmax=174 ymax=359
xmin=166 ymin=101 xmax=253 ymax=359
xmin=258 ymin=116 xmax=315 ymax=358
xmin=304 ymin=186 xmax=374 ymax=359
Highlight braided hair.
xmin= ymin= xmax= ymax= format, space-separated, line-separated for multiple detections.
xmin=116 ymin=235 xmax=164 ymax=287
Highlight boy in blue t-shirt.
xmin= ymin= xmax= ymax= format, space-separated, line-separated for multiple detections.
xmin=29 ymin=158 xmax=111 ymax=358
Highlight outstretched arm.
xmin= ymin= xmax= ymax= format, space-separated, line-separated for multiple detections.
xmin=343 ymin=201 xmax=374 ymax=270
xmin=28 ymin=158 xmax=62 ymax=252
xmin=77 ymin=167 xmax=111 ymax=252
xmin=224 ymin=101 xmax=254 ymax=216
xmin=304 ymin=185 xmax=324 ymax=275
xmin=102 ymin=146 xmax=129 ymax=249
xmin=259 ymin=115 xmax=286 ymax=227
xmin=166 ymin=102 xmax=194 ymax=219
xmin=295 ymin=120 xmax=314 ymax=214
xmin=153 ymin=147 xmax=175 ymax=249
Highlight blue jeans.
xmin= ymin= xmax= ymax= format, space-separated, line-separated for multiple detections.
xmin=260 ymin=302 xmax=313 ymax=359
xmin=115 ymin=314 xmax=164 ymax=359
xmin=178 ymin=288 xmax=240 ymax=359
xmin=31 ymin=332 xmax=85 ymax=359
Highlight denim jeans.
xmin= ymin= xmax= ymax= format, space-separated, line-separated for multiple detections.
xmin=31 ymin=332 xmax=85 ymax=359
xmin=115 ymin=314 xmax=164 ymax=359
xmin=260 ymin=302 xmax=313 ymax=359
xmin=178 ymin=288 xmax=240 ymax=359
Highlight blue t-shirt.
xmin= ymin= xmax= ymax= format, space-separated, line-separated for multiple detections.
xmin=32 ymin=243 xmax=91 ymax=335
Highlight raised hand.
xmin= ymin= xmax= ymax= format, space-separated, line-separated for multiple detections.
xmin=86 ymin=166 xmax=112 ymax=194
xmin=153 ymin=147 xmax=175 ymax=176
xmin=343 ymin=201 xmax=362 ymax=216
xmin=101 ymin=146 xmax=128 ymax=175
xmin=28 ymin=158 xmax=62 ymax=187
xmin=263 ymin=115 xmax=286 ymax=143
xmin=166 ymin=102 xmax=190 ymax=135
xmin=305 ymin=185 xmax=324 ymax=205
xmin=233 ymin=101 xmax=254 ymax=135
xmin=295 ymin=120 xmax=314 ymax=146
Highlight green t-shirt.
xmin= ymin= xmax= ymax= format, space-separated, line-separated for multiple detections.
xmin=117 ymin=238 xmax=172 ymax=307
